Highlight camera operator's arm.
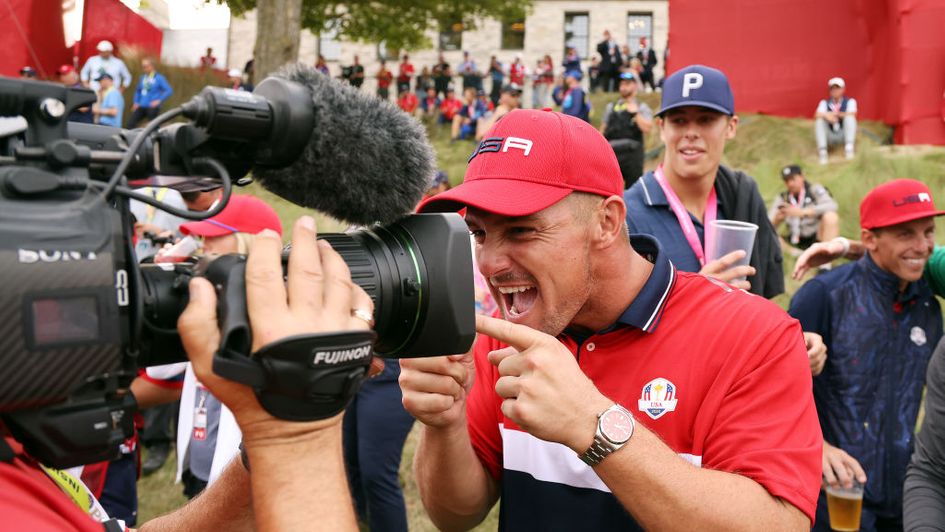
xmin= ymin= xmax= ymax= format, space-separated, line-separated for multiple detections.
xmin=130 ymin=375 xmax=182 ymax=409
xmin=137 ymin=460 xmax=253 ymax=532
xmin=176 ymin=216 xmax=370 ymax=531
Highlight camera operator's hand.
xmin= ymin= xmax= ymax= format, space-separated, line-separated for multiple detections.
xmin=178 ymin=216 xmax=374 ymax=438
xmin=177 ymin=215 xmax=367 ymax=531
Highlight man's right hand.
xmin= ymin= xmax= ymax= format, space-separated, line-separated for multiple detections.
xmin=792 ymin=240 xmax=846 ymax=280
xmin=699 ymin=250 xmax=755 ymax=291
xmin=822 ymin=442 xmax=867 ymax=490
xmin=400 ymin=349 xmax=475 ymax=429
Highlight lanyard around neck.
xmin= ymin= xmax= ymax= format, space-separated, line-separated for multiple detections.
xmin=654 ymin=165 xmax=717 ymax=267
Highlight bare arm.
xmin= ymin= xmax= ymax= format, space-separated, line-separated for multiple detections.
xmin=792 ymin=238 xmax=865 ymax=280
xmin=130 ymin=377 xmax=182 ymax=409
xmin=138 ymin=461 xmax=253 ymax=532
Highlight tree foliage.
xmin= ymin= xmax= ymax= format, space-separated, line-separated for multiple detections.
xmin=226 ymin=0 xmax=531 ymax=52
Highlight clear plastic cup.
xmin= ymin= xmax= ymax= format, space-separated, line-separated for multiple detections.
xmin=825 ymin=483 xmax=863 ymax=531
xmin=706 ymin=220 xmax=758 ymax=280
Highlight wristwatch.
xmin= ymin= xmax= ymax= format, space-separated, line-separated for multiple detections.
xmin=578 ymin=403 xmax=635 ymax=466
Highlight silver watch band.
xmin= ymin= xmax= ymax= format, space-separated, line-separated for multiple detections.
xmin=579 ymin=437 xmax=617 ymax=466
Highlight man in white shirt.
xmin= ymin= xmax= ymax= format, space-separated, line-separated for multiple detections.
xmin=80 ymin=40 xmax=132 ymax=92
xmin=814 ymin=77 xmax=857 ymax=164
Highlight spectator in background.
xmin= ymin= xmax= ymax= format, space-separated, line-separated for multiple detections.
xmin=596 ymin=30 xmax=622 ymax=92
xmin=769 ymin=164 xmax=839 ymax=256
xmin=315 ymin=54 xmax=330 ymax=76
xmin=243 ymin=57 xmax=254 ymax=83
xmin=551 ymin=73 xmax=566 ymax=107
xmin=459 ymin=51 xmax=482 ymax=91
xmin=128 ymin=58 xmax=173 ymax=128
xmin=414 ymin=66 xmax=433 ymax=96
xmin=532 ymin=55 xmax=554 ymax=109
xmin=58 ymin=65 xmax=94 ymax=123
xmin=476 ymin=84 xmax=522 ymax=139
xmin=81 ymin=40 xmax=132 ymax=92
xmin=398 ymin=88 xmax=418 ymax=115
xmin=636 ymin=38 xmax=658 ymax=92
xmin=600 ymin=71 xmax=653 ymax=189
xmin=562 ymin=46 xmax=581 ymax=74
xmin=92 ymin=73 xmax=123 ymax=127
xmin=227 ymin=68 xmax=252 ymax=91
xmin=789 ymin=179 xmax=944 ymax=531
xmin=199 ymin=47 xmax=217 ymax=69
xmin=396 ymin=54 xmax=414 ymax=96
xmin=349 ymin=55 xmax=365 ymax=89
xmin=425 ymin=170 xmax=450 ymax=198
xmin=376 ymin=61 xmax=394 ymax=101
xmin=419 ymin=87 xmax=441 ymax=120
xmin=815 ymin=77 xmax=858 ymax=164
xmin=508 ymin=54 xmax=527 ymax=90
xmin=439 ymin=86 xmax=462 ymax=125
xmin=451 ymin=87 xmax=486 ymax=140
xmin=560 ymin=70 xmax=589 ymax=122
xmin=19 ymin=66 xmax=36 ymax=79
xmin=588 ymin=55 xmax=601 ymax=93
xmin=433 ymin=53 xmax=453 ymax=97
xmin=487 ymin=56 xmax=505 ymax=107
xmin=477 ymin=89 xmax=494 ymax=114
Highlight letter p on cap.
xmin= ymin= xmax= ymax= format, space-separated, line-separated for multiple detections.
xmin=682 ymin=73 xmax=703 ymax=98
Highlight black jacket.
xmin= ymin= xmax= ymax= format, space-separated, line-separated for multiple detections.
xmin=714 ymin=165 xmax=784 ymax=299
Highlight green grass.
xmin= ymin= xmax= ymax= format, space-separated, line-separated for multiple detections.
xmin=136 ymin=84 xmax=945 ymax=528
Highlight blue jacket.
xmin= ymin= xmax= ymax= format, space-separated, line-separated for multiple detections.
xmin=562 ymin=87 xmax=589 ymax=121
xmin=789 ymin=254 xmax=942 ymax=517
xmin=133 ymin=72 xmax=173 ymax=107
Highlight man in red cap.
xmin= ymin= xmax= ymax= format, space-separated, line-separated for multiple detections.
xmin=401 ymin=109 xmax=821 ymax=530
xmin=789 ymin=179 xmax=945 ymax=531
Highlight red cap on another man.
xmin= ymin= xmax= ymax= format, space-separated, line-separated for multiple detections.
xmin=860 ymin=179 xmax=945 ymax=230
xmin=180 ymin=195 xmax=283 ymax=237
xmin=417 ymin=109 xmax=623 ymax=216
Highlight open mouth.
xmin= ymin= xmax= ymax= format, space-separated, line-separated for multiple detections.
xmin=495 ymin=285 xmax=538 ymax=318
xmin=679 ymin=147 xmax=704 ymax=161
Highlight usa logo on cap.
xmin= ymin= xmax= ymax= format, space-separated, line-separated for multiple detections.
xmin=638 ymin=378 xmax=678 ymax=420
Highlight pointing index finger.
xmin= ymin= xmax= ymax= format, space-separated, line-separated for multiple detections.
xmin=475 ymin=315 xmax=546 ymax=351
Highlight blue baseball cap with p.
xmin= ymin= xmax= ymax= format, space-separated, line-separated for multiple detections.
xmin=658 ymin=64 xmax=734 ymax=116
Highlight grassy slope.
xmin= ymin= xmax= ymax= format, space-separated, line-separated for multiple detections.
xmin=137 ymin=87 xmax=945 ymax=528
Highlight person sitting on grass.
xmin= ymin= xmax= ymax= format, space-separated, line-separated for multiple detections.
xmin=451 ymin=87 xmax=487 ymax=141
xmin=768 ymin=164 xmax=839 ymax=257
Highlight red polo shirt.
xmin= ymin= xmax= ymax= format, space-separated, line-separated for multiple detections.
xmin=467 ymin=235 xmax=822 ymax=530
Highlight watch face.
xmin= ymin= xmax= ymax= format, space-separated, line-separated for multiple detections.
xmin=600 ymin=409 xmax=634 ymax=444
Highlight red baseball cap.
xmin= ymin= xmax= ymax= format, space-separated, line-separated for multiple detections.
xmin=416 ymin=109 xmax=623 ymax=216
xmin=860 ymin=179 xmax=945 ymax=230
xmin=180 ymin=195 xmax=283 ymax=237
xmin=57 ymin=64 xmax=74 ymax=75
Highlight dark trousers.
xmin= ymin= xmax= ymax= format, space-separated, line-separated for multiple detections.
xmin=127 ymin=105 xmax=161 ymax=128
xmin=640 ymin=68 xmax=657 ymax=91
xmin=813 ymin=491 xmax=903 ymax=532
xmin=99 ymin=453 xmax=138 ymax=526
xmin=378 ymin=87 xmax=389 ymax=100
xmin=141 ymin=401 xmax=178 ymax=449
xmin=342 ymin=362 xmax=415 ymax=532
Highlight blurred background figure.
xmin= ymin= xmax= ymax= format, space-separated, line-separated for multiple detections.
xmin=128 ymin=58 xmax=173 ymax=128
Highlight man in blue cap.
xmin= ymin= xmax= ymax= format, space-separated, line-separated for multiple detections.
xmin=623 ymin=64 xmax=782 ymax=299
xmin=560 ymin=70 xmax=589 ymax=122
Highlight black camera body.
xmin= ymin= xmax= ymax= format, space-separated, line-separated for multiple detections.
xmin=0 ymin=75 xmax=475 ymax=467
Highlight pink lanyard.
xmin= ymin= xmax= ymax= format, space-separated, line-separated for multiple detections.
xmin=654 ymin=165 xmax=717 ymax=267
xmin=789 ymin=188 xmax=805 ymax=207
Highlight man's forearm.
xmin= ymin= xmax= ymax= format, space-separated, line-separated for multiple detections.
xmin=245 ymin=425 xmax=357 ymax=531
xmin=415 ymin=421 xmax=499 ymax=531
xmin=595 ymin=424 xmax=809 ymax=531
xmin=138 ymin=460 xmax=253 ymax=532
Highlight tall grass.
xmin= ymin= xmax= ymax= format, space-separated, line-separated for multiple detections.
xmin=136 ymin=76 xmax=945 ymax=529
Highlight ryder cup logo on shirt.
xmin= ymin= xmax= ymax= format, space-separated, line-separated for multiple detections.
xmin=638 ymin=378 xmax=678 ymax=420
xmin=911 ymin=326 xmax=927 ymax=346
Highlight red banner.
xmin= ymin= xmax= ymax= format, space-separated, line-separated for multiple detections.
xmin=668 ymin=0 xmax=945 ymax=145
xmin=80 ymin=0 xmax=163 ymax=65
xmin=0 ymin=0 xmax=70 ymax=78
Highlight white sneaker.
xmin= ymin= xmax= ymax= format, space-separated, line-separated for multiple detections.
xmin=845 ymin=146 xmax=855 ymax=160
xmin=819 ymin=150 xmax=828 ymax=165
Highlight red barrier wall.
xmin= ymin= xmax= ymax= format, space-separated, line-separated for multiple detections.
xmin=0 ymin=0 xmax=70 ymax=78
xmin=80 ymin=0 xmax=163 ymax=65
xmin=668 ymin=0 xmax=945 ymax=145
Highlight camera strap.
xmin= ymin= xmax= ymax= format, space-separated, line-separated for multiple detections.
xmin=213 ymin=330 xmax=377 ymax=421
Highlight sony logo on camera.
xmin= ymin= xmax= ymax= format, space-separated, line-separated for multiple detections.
xmin=312 ymin=345 xmax=372 ymax=365
xmin=18 ymin=249 xmax=98 ymax=264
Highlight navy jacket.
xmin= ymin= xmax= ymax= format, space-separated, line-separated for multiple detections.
xmin=789 ymin=254 xmax=942 ymax=517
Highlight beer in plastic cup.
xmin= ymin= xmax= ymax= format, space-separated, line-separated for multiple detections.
xmin=825 ymin=483 xmax=863 ymax=531
xmin=706 ymin=220 xmax=758 ymax=281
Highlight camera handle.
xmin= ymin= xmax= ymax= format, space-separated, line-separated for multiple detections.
xmin=203 ymin=255 xmax=377 ymax=421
